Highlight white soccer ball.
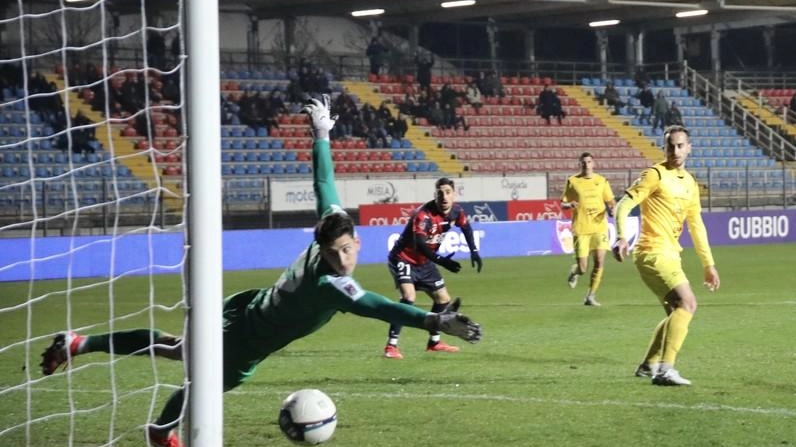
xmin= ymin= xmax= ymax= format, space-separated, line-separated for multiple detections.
xmin=278 ymin=389 xmax=337 ymax=445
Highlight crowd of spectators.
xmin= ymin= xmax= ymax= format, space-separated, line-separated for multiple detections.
xmin=236 ymin=89 xmax=288 ymax=129
xmin=330 ymin=93 xmax=407 ymax=147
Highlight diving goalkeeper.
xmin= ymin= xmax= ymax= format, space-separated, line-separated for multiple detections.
xmin=40 ymin=95 xmax=483 ymax=447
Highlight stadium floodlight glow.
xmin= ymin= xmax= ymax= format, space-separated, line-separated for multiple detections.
xmin=441 ymin=0 xmax=476 ymax=7
xmin=351 ymin=9 xmax=385 ymax=17
xmin=589 ymin=19 xmax=620 ymax=27
xmin=676 ymin=9 xmax=708 ymax=17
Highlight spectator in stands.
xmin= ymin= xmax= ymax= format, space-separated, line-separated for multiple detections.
xmin=440 ymin=82 xmax=458 ymax=108
xmin=63 ymin=111 xmax=96 ymax=154
xmin=220 ymin=95 xmax=237 ymax=125
xmin=481 ymin=71 xmax=504 ymax=97
xmin=162 ymin=77 xmax=180 ymax=103
xmin=636 ymin=83 xmax=655 ymax=124
xmin=170 ymin=33 xmax=180 ymax=69
xmin=634 ymin=68 xmax=651 ymax=89
xmin=366 ymin=36 xmax=389 ymax=76
xmin=442 ymin=102 xmax=469 ymax=131
xmin=239 ymin=93 xmax=266 ymax=128
xmin=428 ymin=101 xmax=445 ymax=128
xmin=121 ymin=75 xmax=146 ymax=114
xmin=147 ymin=30 xmax=167 ymax=71
xmin=377 ymin=100 xmax=393 ymax=121
xmin=465 ymin=80 xmax=482 ymax=109
xmin=537 ymin=84 xmax=565 ymax=125
xmin=665 ymin=101 xmax=683 ymax=127
xmin=600 ymin=82 xmax=625 ymax=115
xmin=652 ymin=90 xmax=668 ymax=131
xmin=367 ymin=116 xmax=390 ymax=148
xmin=390 ymin=112 xmax=408 ymax=140
xmin=314 ymin=67 xmax=331 ymax=94
xmin=332 ymin=102 xmax=355 ymax=139
xmin=415 ymin=51 xmax=434 ymax=92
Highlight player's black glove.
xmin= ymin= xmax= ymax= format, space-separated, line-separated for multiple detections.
xmin=426 ymin=297 xmax=482 ymax=343
xmin=435 ymin=252 xmax=461 ymax=273
xmin=470 ymin=250 xmax=483 ymax=273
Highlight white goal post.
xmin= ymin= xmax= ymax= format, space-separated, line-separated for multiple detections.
xmin=0 ymin=0 xmax=223 ymax=446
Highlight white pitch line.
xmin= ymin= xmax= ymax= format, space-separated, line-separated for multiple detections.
xmin=21 ymin=387 xmax=796 ymax=418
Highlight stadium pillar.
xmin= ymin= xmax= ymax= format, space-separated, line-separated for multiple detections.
xmin=710 ymin=28 xmax=721 ymax=82
xmin=674 ymin=28 xmax=686 ymax=64
xmin=487 ymin=17 xmax=498 ymax=72
xmin=524 ymin=29 xmax=537 ymax=77
xmin=247 ymin=13 xmax=260 ymax=71
xmin=635 ymin=31 xmax=645 ymax=67
xmin=409 ymin=25 xmax=419 ymax=56
xmin=282 ymin=16 xmax=296 ymax=68
xmin=595 ymin=29 xmax=608 ymax=81
xmin=762 ymin=26 xmax=775 ymax=69
xmin=625 ymin=32 xmax=635 ymax=74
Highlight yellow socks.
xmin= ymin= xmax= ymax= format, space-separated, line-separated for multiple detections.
xmin=588 ymin=266 xmax=604 ymax=296
xmin=661 ymin=308 xmax=694 ymax=365
xmin=643 ymin=317 xmax=667 ymax=365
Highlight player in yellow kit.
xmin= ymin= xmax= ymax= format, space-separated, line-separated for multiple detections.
xmin=561 ymin=152 xmax=616 ymax=306
xmin=612 ymin=125 xmax=720 ymax=386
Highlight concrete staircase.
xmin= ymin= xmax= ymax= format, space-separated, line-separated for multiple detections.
xmin=342 ymin=80 xmax=464 ymax=175
xmin=562 ymin=85 xmax=662 ymax=163
xmin=737 ymin=96 xmax=796 ymax=139
xmin=45 ymin=75 xmax=183 ymax=211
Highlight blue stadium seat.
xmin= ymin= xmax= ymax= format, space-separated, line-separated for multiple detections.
xmin=257 ymin=140 xmax=270 ymax=149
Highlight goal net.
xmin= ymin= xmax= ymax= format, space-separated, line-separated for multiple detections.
xmin=0 ymin=0 xmax=222 ymax=445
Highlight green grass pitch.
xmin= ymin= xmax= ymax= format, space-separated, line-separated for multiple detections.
xmin=1 ymin=244 xmax=794 ymax=446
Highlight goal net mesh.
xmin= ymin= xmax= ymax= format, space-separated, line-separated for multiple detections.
xmin=0 ymin=0 xmax=188 ymax=445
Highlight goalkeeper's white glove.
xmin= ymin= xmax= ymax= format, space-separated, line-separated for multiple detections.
xmin=300 ymin=93 xmax=336 ymax=140
xmin=424 ymin=297 xmax=482 ymax=343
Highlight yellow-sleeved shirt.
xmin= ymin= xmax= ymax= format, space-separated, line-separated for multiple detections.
xmin=561 ymin=173 xmax=614 ymax=235
xmin=616 ymin=163 xmax=715 ymax=267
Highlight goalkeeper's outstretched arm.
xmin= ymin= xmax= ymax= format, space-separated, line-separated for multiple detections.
xmin=302 ymin=94 xmax=342 ymax=218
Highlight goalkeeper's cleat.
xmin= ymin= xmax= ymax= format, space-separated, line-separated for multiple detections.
xmin=567 ymin=265 xmax=579 ymax=288
xmin=634 ymin=362 xmax=660 ymax=378
xmin=40 ymin=331 xmax=85 ymax=376
xmin=147 ymin=427 xmax=183 ymax=447
xmin=426 ymin=341 xmax=460 ymax=353
xmin=583 ymin=295 xmax=601 ymax=307
xmin=383 ymin=345 xmax=404 ymax=359
xmin=651 ymin=368 xmax=692 ymax=386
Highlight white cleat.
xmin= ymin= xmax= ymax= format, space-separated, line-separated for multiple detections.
xmin=583 ymin=295 xmax=601 ymax=307
xmin=651 ymin=368 xmax=691 ymax=386
xmin=634 ymin=362 xmax=660 ymax=378
xmin=567 ymin=265 xmax=578 ymax=288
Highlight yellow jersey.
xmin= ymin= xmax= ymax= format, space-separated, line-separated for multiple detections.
xmin=561 ymin=173 xmax=614 ymax=235
xmin=616 ymin=163 xmax=715 ymax=267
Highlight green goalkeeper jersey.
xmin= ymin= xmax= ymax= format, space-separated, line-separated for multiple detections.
xmin=241 ymin=138 xmax=429 ymax=355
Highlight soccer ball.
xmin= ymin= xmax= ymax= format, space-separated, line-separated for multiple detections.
xmin=278 ymin=389 xmax=337 ymax=445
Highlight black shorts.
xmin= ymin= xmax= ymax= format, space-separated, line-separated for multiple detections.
xmin=388 ymin=256 xmax=445 ymax=292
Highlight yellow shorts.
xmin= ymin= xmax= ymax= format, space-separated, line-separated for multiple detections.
xmin=573 ymin=232 xmax=609 ymax=259
xmin=632 ymin=251 xmax=689 ymax=301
